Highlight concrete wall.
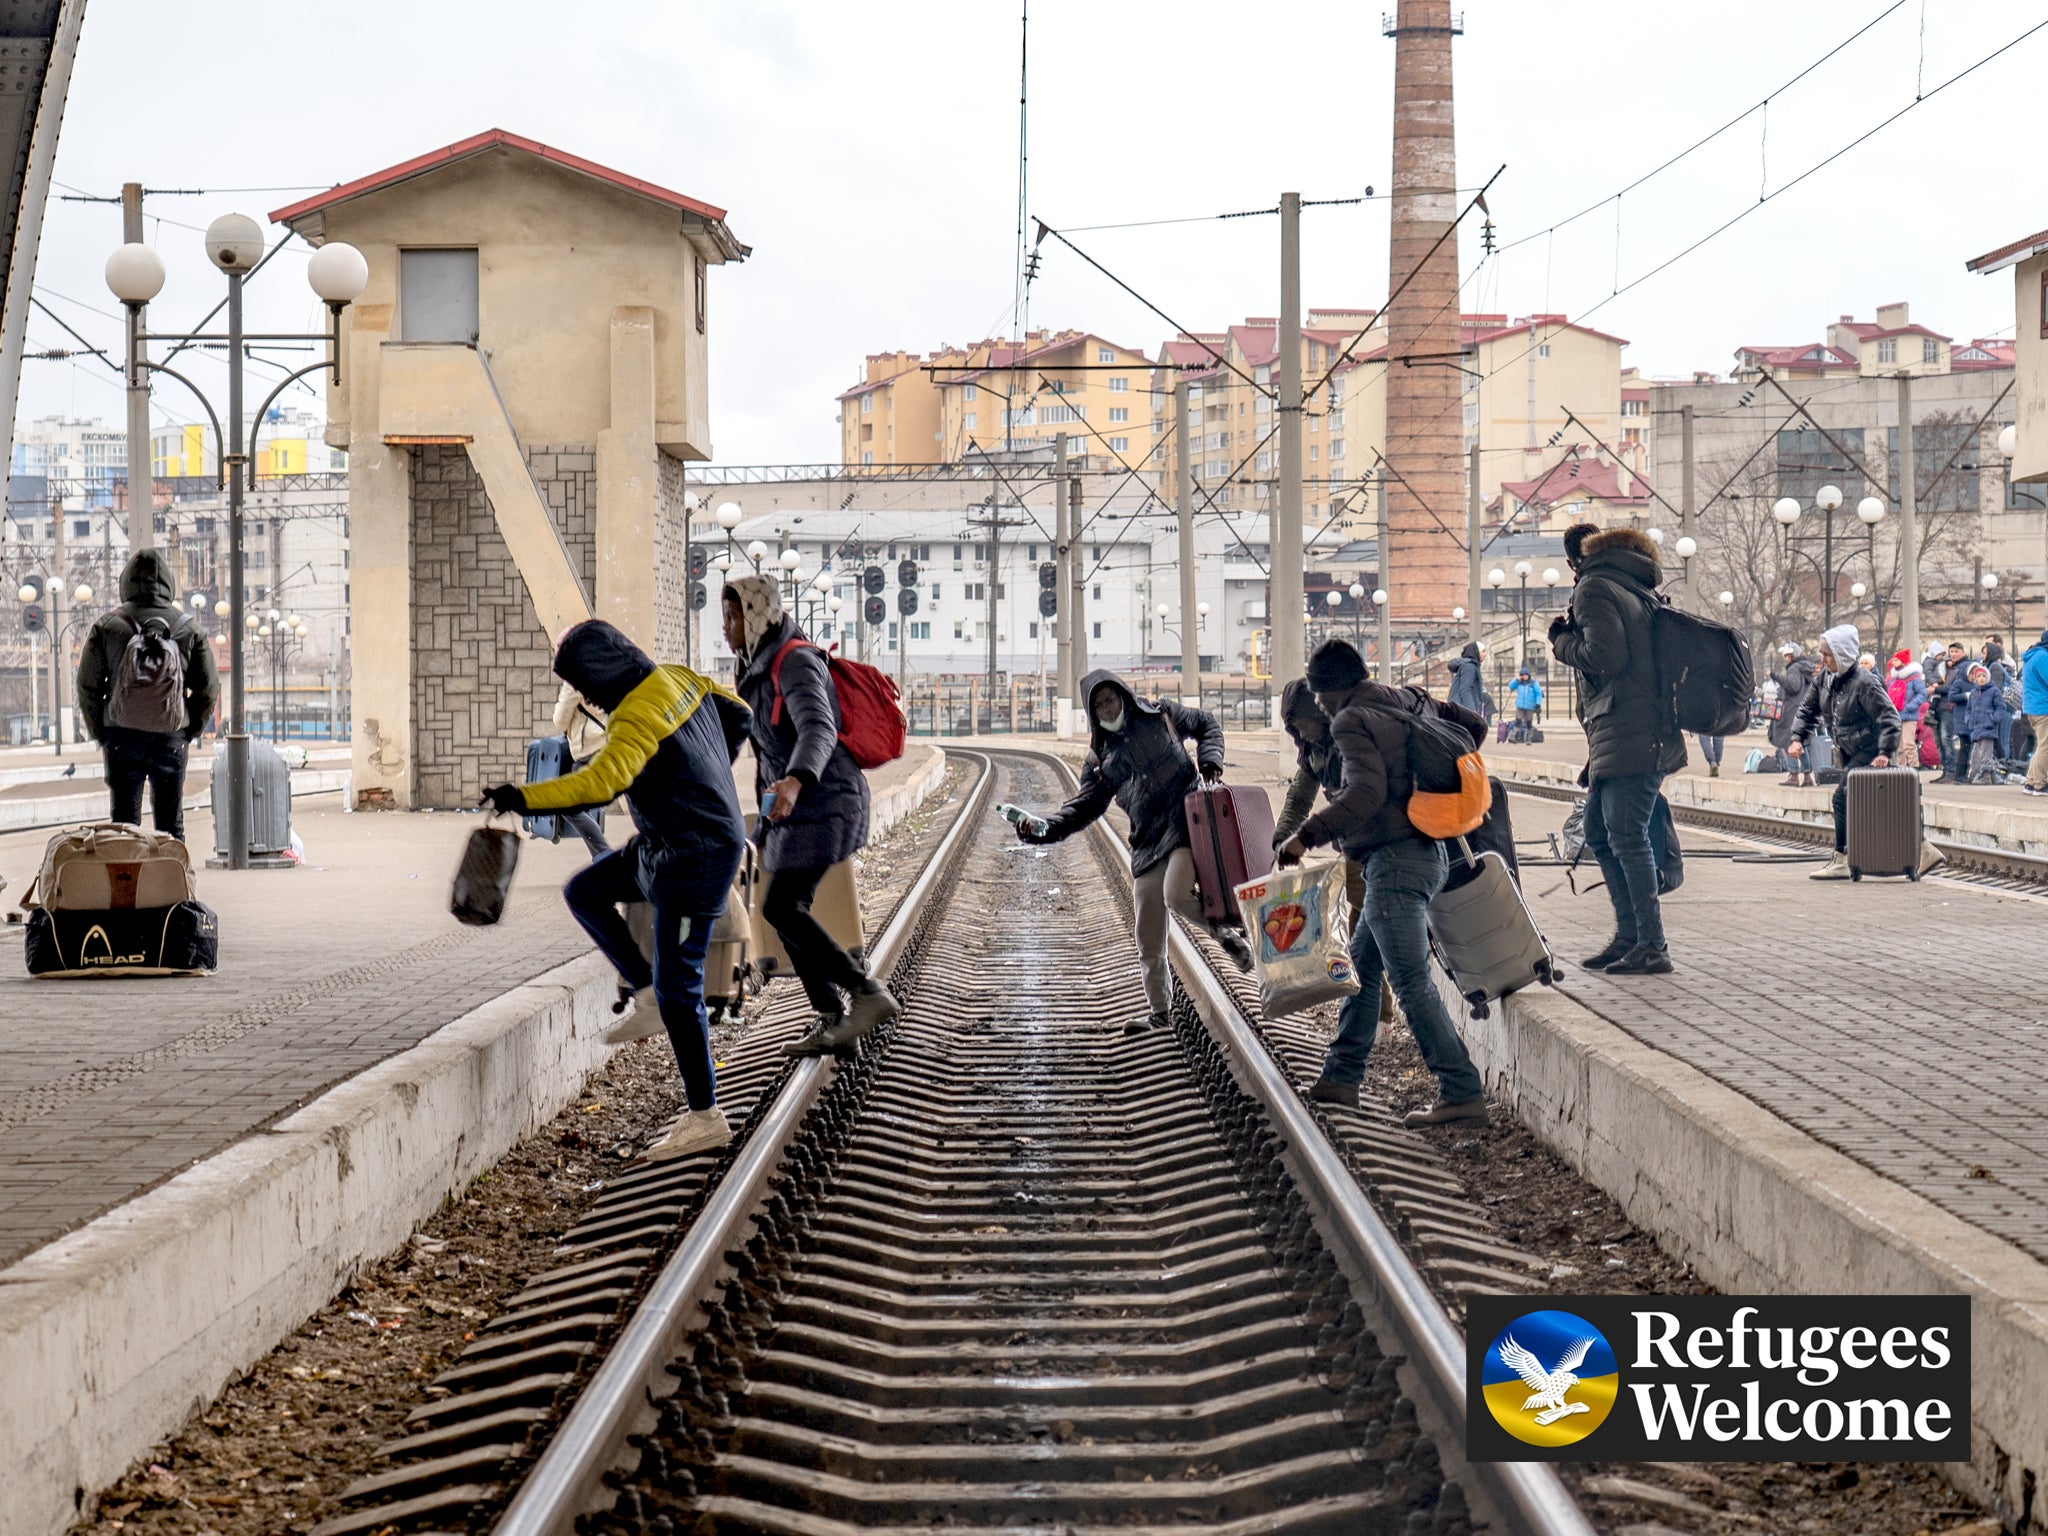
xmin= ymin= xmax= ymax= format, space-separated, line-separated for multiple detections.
xmin=2015 ymin=253 xmax=2048 ymax=487
xmin=654 ymin=450 xmax=693 ymax=663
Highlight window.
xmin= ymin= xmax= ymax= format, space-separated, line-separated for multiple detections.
xmin=1109 ymin=377 xmax=1128 ymax=392
xmin=1537 ymin=343 xmax=1551 ymax=358
xmin=861 ymin=451 xmax=873 ymax=465
xmin=1329 ymin=408 xmax=1344 ymax=429
xmin=399 ymin=247 xmax=479 ymax=343
xmin=966 ymin=582 xmax=985 ymax=600
xmin=910 ymin=621 xmax=931 ymax=639
xmin=929 ymin=583 xmax=940 ymax=602
xmin=1092 ymin=584 xmax=1103 ymax=601
xmin=952 ymin=544 xmax=963 ymax=570
xmin=975 ymin=622 xmax=989 ymax=641
xmin=1255 ymin=365 xmax=1271 ymax=386
xmin=1622 ymin=398 xmax=1645 ymax=417
xmin=888 ymin=622 xmax=898 ymax=646
xmin=1040 ymin=403 xmax=1085 ymax=425
xmin=963 ymin=412 xmax=977 ymax=430
xmin=1004 ymin=407 xmax=1036 ymax=427
xmin=1098 ymin=347 xmax=1114 ymax=363
xmin=73 ymin=518 xmax=89 ymax=537
xmin=963 ymin=384 xmax=978 ymax=402
xmin=694 ymin=253 xmax=707 ymax=334
xmin=1876 ymin=338 xmax=1897 ymax=365
xmin=1923 ymin=337 xmax=1939 ymax=364
xmin=1090 ymin=545 xmax=1101 ymax=562
xmin=953 ymin=620 xmax=965 ymax=640
xmin=1028 ymin=621 xmax=1039 ymax=639
xmin=1109 ymin=436 xmax=1129 ymax=452
xmin=1109 ymin=407 xmax=1128 ymax=423
xmin=1887 ymin=424 xmax=1978 ymax=512
xmin=1330 ymin=439 xmax=1344 ymax=459
xmin=1308 ymin=444 xmax=1319 ymax=462
xmin=861 ymin=395 xmax=872 ymax=415
xmin=1092 ymin=621 xmax=1102 ymax=640
xmin=2007 ymin=477 xmax=2046 ymax=511
xmin=1623 ymin=427 xmax=1645 ymax=446
xmin=1775 ymin=427 xmax=1865 ymax=504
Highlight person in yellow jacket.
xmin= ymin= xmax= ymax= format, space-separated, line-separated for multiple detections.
xmin=484 ymin=620 xmax=749 ymax=1161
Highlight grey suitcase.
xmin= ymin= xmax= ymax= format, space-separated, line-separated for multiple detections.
xmin=1846 ymin=764 xmax=1920 ymax=881
xmin=1426 ymin=837 xmax=1557 ymax=1019
xmin=210 ymin=739 xmax=293 ymax=855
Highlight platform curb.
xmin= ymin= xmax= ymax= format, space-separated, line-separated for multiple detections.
xmin=0 ymin=951 xmax=614 ymax=1536
xmin=1447 ymin=971 xmax=2048 ymax=1529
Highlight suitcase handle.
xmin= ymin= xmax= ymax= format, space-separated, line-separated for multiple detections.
xmin=1452 ymin=835 xmax=1477 ymax=870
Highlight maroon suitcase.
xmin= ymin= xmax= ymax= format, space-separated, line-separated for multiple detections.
xmin=1183 ymin=782 xmax=1276 ymax=925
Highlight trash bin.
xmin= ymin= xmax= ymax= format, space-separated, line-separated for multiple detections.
xmin=211 ymin=739 xmax=293 ymax=856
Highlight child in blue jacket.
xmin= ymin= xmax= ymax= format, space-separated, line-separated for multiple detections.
xmin=1960 ymin=663 xmax=2006 ymax=784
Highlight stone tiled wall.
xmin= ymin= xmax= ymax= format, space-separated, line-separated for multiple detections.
xmin=408 ymin=446 xmax=597 ymax=809
xmin=654 ymin=450 xmax=693 ymax=663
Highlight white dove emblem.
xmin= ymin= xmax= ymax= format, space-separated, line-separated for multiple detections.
xmin=1500 ymin=1332 xmax=1597 ymax=1425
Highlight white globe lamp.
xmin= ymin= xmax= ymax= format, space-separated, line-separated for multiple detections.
xmin=1815 ymin=484 xmax=1844 ymax=512
xmin=104 ymin=243 xmax=166 ymax=306
xmin=1773 ymin=498 xmax=1801 ymax=526
xmin=717 ymin=502 xmax=744 ymax=531
xmin=1487 ymin=567 xmax=1506 ymax=588
xmin=1856 ymin=496 xmax=1885 ymax=526
xmin=305 ymin=242 xmax=369 ymax=304
xmin=203 ymin=212 xmax=264 ymax=273
xmin=1324 ymin=590 xmax=1342 ymax=609
xmin=1674 ymin=536 xmax=1697 ymax=559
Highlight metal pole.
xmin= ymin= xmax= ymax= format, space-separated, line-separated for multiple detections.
xmin=1053 ymin=430 xmax=1071 ymax=726
xmin=986 ymin=503 xmax=1000 ymax=705
xmin=225 ymin=272 xmax=250 ymax=870
xmin=1273 ymin=191 xmax=1304 ymax=708
xmin=1467 ymin=441 xmax=1482 ymax=643
xmin=1378 ymin=473 xmax=1394 ymax=678
xmin=49 ymin=491 xmax=63 ymax=753
xmin=1068 ymin=474 xmax=1087 ymax=681
xmin=1897 ymin=372 xmax=1920 ymax=658
xmin=1175 ymin=381 xmax=1199 ymax=705
xmin=1680 ymin=404 xmax=1695 ymax=609
xmin=1822 ymin=507 xmax=1834 ymax=631
xmin=122 ymin=182 xmax=152 ymax=553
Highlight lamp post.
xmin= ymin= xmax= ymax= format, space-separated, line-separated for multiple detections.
xmin=1348 ymin=580 xmax=1366 ymax=654
xmin=107 ymin=218 xmax=366 ymax=868
xmin=1771 ymin=485 xmax=1884 ymax=631
xmin=1512 ymin=559 xmax=1534 ymax=665
xmin=1982 ymin=570 xmax=2017 ymax=656
xmin=1674 ymin=535 xmax=1698 ymax=603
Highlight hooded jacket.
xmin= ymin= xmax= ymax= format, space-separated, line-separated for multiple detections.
xmin=727 ymin=577 xmax=871 ymax=872
xmin=1037 ymin=669 xmax=1224 ymax=876
xmin=2023 ymin=632 xmax=2048 ymax=717
xmin=1960 ymin=675 xmax=2009 ymax=741
xmin=1446 ymin=641 xmax=1489 ymax=718
xmin=1768 ymin=653 xmax=1815 ymax=750
xmin=1549 ymin=527 xmax=1686 ymax=780
xmin=1791 ymin=657 xmax=1900 ymax=767
xmin=77 ymin=549 xmax=221 ymax=741
xmin=1886 ymin=661 xmax=1928 ymax=722
xmin=1298 ymin=682 xmax=1486 ymax=858
xmin=1273 ymin=678 xmax=1343 ymax=847
xmin=519 ymin=620 xmax=749 ymax=905
xmin=1511 ymin=675 xmax=1543 ymax=711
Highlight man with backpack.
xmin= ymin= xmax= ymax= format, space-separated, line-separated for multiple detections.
xmin=1548 ymin=524 xmax=1687 ymax=976
xmin=1275 ymin=638 xmax=1490 ymax=1127
xmin=76 ymin=549 xmax=220 ymax=839
xmin=724 ymin=573 xmax=901 ymax=1059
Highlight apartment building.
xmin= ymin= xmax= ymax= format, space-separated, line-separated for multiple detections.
xmin=1731 ymin=302 xmax=2012 ymax=384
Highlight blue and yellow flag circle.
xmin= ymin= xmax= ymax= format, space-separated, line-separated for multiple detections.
xmin=1482 ymin=1309 xmax=1621 ymax=1447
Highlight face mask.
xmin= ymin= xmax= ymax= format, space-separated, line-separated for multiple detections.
xmin=1098 ymin=707 xmax=1126 ymax=734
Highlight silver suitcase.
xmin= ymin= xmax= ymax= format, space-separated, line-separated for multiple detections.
xmin=210 ymin=739 xmax=293 ymax=855
xmin=1426 ymin=837 xmax=1556 ymax=1019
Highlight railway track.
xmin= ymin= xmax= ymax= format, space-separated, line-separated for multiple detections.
xmin=313 ymin=751 xmax=1590 ymax=1536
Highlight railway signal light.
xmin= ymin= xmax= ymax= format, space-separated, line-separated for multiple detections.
xmin=22 ymin=602 xmax=45 ymax=632
xmin=688 ymin=546 xmax=709 ymax=581
xmin=1038 ymin=589 xmax=1057 ymax=618
xmin=1039 ymin=561 xmax=1057 ymax=589
xmin=863 ymin=565 xmax=886 ymax=595
xmin=691 ymin=584 xmax=708 ymax=611
xmin=897 ymin=559 xmax=919 ymax=587
xmin=864 ymin=595 xmax=886 ymax=626
xmin=897 ymin=588 xmax=919 ymax=616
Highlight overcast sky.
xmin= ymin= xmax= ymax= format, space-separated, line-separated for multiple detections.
xmin=19 ymin=0 xmax=2044 ymax=463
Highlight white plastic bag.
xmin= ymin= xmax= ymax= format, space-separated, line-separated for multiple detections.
xmin=1233 ymin=861 xmax=1361 ymax=1019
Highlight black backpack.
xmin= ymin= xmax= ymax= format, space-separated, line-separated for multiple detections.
xmin=1368 ymin=692 xmax=1476 ymax=795
xmin=1652 ymin=597 xmax=1753 ymax=738
xmin=106 ymin=615 xmax=190 ymax=735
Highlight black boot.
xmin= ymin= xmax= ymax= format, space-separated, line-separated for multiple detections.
xmin=1605 ymin=944 xmax=1675 ymax=976
xmin=1579 ymin=937 xmax=1633 ymax=971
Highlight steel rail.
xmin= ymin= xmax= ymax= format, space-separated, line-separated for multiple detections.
xmin=492 ymin=753 xmax=994 ymax=1536
xmin=1002 ymin=745 xmax=1595 ymax=1536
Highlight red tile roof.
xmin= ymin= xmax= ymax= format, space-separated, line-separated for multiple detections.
xmin=1489 ymin=453 xmax=1648 ymax=516
xmin=1734 ymin=343 xmax=1858 ymax=370
xmin=1966 ymin=226 xmax=2048 ymax=274
xmin=270 ymin=128 xmax=747 ymax=259
xmin=945 ymin=331 xmax=1152 ymax=384
xmin=1951 ymin=338 xmax=2017 ymax=371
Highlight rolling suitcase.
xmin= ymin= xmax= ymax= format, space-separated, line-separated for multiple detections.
xmin=522 ymin=734 xmax=575 ymax=843
xmin=1184 ymin=781 xmax=1275 ymax=925
xmin=1441 ymin=776 xmax=1519 ymax=895
xmin=626 ymin=842 xmax=759 ymax=1024
xmin=751 ymin=857 xmax=866 ymax=976
xmin=1845 ymin=765 xmax=1921 ymax=881
xmin=1426 ymin=836 xmax=1557 ymax=1020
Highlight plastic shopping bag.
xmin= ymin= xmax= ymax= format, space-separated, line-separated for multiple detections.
xmin=1232 ymin=861 xmax=1361 ymax=1020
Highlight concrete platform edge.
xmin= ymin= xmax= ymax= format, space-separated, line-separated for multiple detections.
xmin=1447 ymin=971 xmax=2048 ymax=1528
xmin=0 ymin=767 xmax=351 ymax=835
xmin=0 ymin=950 xmax=614 ymax=1536
xmin=870 ymin=745 xmax=945 ymax=843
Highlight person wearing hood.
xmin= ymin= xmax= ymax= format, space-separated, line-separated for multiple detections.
xmin=1769 ymin=642 xmax=1817 ymax=784
xmin=1018 ymin=668 xmax=1246 ymax=1032
xmin=1939 ymin=642 xmax=1977 ymax=782
xmin=1446 ymin=640 xmax=1490 ymax=720
xmin=1789 ymin=623 xmax=1914 ymax=878
xmin=722 ymin=574 xmax=899 ymax=1058
xmin=2021 ymin=629 xmax=2048 ymax=796
xmin=1548 ymin=524 xmax=1687 ymax=974
xmin=1886 ymin=650 xmax=1929 ymax=771
xmin=1983 ymin=638 xmax=2016 ymax=758
xmin=1956 ymin=661 xmax=2010 ymax=785
xmin=1509 ymin=667 xmax=1543 ymax=743
xmin=1275 ymin=639 xmax=1489 ymax=1126
xmin=482 ymin=620 xmax=752 ymax=1161
xmin=549 ymin=677 xmax=613 ymax=859
xmin=76 ymin=548 xmax=221 ymax=838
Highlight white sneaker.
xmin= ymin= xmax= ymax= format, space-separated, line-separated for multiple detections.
xmin=602 ymin=987 xmax=663 ymax=1044
xmin=644 ymin=1107 xmax=732 ymax=1161
xmin=1809 ymin=853 xmax=1852 ymax=881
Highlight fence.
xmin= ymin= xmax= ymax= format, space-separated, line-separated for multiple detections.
xmin=903 ymin=674 xmax=1274 ymax=736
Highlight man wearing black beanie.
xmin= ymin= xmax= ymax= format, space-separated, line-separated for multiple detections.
xmin=1277 ymin=639 xmax=1490 ymax=1127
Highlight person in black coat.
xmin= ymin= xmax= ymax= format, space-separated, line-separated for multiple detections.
xmin=1549 ymin=524 xmax=1687 ymax=975
xmin=1790 ymin=622 xmax=1916 ymax=878
xmin=1446 ymin=640 xmax=1490 ymax=720
xmin=1018 ymin=669 xmax=1248 ymax=1033
xmin=1768 ymin=643 xmax=1816 ymax=784
xmin=724 ymin=574 xmax=898 ymax=1057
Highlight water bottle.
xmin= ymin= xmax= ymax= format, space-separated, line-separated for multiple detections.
xmin=998 ymin=802 xmax=1048 ymax=839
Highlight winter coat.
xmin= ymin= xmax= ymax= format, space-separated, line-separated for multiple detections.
xmin=1038 ymin=668 xmax=1224 ymax=877
xmin=1945 ymin=659 xmax=1980 ymax=718
xmin=1960 ymin=680 xmax=2009 ymax=742
xmin=552 ymin=681 xmax=607 ymax=761
xmin=734 ymin=611 xmax=872 ymax=872
xmin=1511 ymin=677 xmax=1544 ymax=712
xmin=1791 ymin=662 xmax=1900 ymax=768
xmin=520 ymin=621 xmax=749 ymax=911
xmin=1768 ymin=656 xmax=1815 ymax=750
xmin=1273 ymin=678 xmax=1344 ymax=847
xmin=1446 ymin=642 xmax=1490 ymax=718
xmin=76 ymin=549 xmax=221 ymax=742
xmin=2023 ymin=637 xmax=2048 ymax=717
xmin=1550 ymin=528 xmax=1687 ymax=781
xmin=1298 ymin=682 xmax=1487 ymax=859
xmin=1886 ymin=665 xmax=1928 ymax=723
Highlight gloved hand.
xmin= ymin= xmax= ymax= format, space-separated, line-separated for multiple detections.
xmin=1015 ymin=821 xmax=1048 ymax=845
xmin=480 ymin=783 xmax=526 ymax=815
xmin=1200 ymin=762 xmax=1226 ymax=783
xmin=1275 ymin=835 xmax=1307 ymax=869
xmin=1547 ymin=613 xmax=1572 ymax=642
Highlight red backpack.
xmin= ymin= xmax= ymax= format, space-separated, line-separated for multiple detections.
xmin=768 ymin=638 xmax=906 ymax=770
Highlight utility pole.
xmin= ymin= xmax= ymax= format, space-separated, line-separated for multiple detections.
xmin=1273 ymin=190 xmax=1304 ymax=711
xmin=49 ymin=491 xmax=64 ymax=752
xmin=1378 ymin=473 xmax=1394 ymax=678
xmin=967 ymin=499 xmax=1026 ymax=716
xmin=1467 ymin=442 xmax=1482 ymax=643
xmin=1680 ymin=404 xmax=1696 ymax=609
xmin=1053 ymin=431 xmax=1071 ymax=730
xmin=1068 ymin=473 xmax=1087 ymax=684
xmin=1175 ymin=379 xmax=1199 ymax=705
xmin=122 ymin=182 xmax=152 ymax=552
xmin=1897 ymin=373 xmax=1920 ymax=658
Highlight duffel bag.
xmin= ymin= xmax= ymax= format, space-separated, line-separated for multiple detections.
xmin=26 ymin=899 xmax=218 ymax=977
xmin=451 ymin=819 xmax=520 ymax=926
xmin=25 ymin=822 xmax=195 ymax=912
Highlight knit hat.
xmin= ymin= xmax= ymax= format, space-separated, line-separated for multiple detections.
xmin=1970 ymin=663 xmax=1990 ymax=682
xmin=1305 ymin=638 xmax=1367 ymax=691
xmin=1779 ymin=641 xmax=1799 ymax=656
xmin=721 ymin=574 xmax=783 ymax=656
xmin=1820 ymin=623 xmax=1860 ymax=670
xmin=1892 ymin=649 xmax=1910 ymax=668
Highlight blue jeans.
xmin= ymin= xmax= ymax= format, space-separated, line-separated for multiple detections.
xmin=1582 ymin=772 xmax=1668 ymax=952
xmin=1323 ymin=838 xmax=1483 ymax=1103
xmin=565 ymin=848 xmax=721 ymax=1111
xmin=1697 ymin=734 xmax=1723 ymax=766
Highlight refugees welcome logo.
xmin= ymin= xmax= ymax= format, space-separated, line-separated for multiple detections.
xmin=1467 ymin=1295 xmax=1969 ymax=1462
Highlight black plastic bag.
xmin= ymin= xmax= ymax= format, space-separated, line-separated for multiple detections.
xmin=452 ymin=821 xmax=520 ymax=926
